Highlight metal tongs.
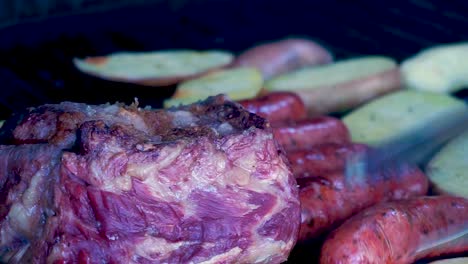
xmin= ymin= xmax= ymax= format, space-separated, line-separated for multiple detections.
xmin=345 ymin=108 xmax=468 ymax=182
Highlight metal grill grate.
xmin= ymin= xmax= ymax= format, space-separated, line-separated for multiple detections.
xmin=0 ymin=0 xmax=467 ymax=120
xmin=0 ymin=1 xmax=466 ymax=263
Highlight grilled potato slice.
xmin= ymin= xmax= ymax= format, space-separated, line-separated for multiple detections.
xmin=74 ymin=50 xmax=233 ymax=86
xmin=342 ymin=90 xmax=467 ymax=146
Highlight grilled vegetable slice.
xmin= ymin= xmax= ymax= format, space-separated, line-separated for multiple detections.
xmin=401 ymin=42 xmax=468 ymax=94
xmin=74 ymin=50 xmax=233 ymax=86
xmin=426 ymin=129 xmax=468 ymax=198
xmin=165 ymin=68 xmax=263 ymax=107
xmin=264 ymin=56 xmax=401 ymax=115
xmin=342 ymin=90 xmax=467 ymax=146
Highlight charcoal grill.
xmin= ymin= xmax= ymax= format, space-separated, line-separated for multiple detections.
xmin=0 ymin=1 xmax=467 ymax=263
xmin=1 ymin=0 xmax=468 ymax=121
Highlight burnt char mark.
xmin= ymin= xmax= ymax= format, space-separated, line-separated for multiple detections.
xmin=5 ymin=102 xmax=87 ymax=148
xmin=214 ymin=100 xmax=267 ymax=130
xmin=78 ymin=120 xmax=159 ymax=155
xmin=186 ymin=95 xmax=268 ymax=131
xmin=4 ymin=95 xmax=270 ymax=152
xmin=163 ymin=126 xmax=217 ymax=141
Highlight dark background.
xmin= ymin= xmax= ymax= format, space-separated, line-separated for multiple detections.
xmin=0 ymin=0 xmax=468 ymax=120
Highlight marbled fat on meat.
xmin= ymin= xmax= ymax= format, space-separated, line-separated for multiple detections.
xmin=0 ymin=95 xmax=300 ymax=264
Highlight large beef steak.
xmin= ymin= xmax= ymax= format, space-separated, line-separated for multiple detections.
xmin=0 ymin=95 xmax=300 ymax=263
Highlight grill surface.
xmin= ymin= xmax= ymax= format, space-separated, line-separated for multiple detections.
xmin=0 ymin=0 xmax=467 ymax=118
xmin=0 ymin=1 xmax=467 ymax=263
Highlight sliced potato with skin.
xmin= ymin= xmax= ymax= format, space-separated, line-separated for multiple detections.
xmin=165 ymin=68 xmax=263 ymax=107
xmin=428 ymin=258 xmax=468 ymax=264
xmin=342 ymin=90 xmax=467 ymax=147
xmin=264 ymin=56 xmax=401 ymax=115
xmin=401 ymin=42 xmax=468 ymax=94
xmin=426 ymin=130 xmax=468 ymax=198
xmin=73 ymin=50 xmax=234 ymax=86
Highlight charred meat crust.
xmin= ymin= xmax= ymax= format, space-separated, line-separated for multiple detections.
xmin=1 ymin=95 xmax=269 ymax=149
xmin=0 ymin=95 xmax=300 ymax=264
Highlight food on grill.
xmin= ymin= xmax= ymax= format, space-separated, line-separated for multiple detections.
xmin=320 ymin=196 xmax=468 ymax=264
xmin=401 ymin=42 xmax=468 ymax=94
xmin=298 ymin=150 xmax=429 ymax=242
xmin=286 ymin=143 xmax=368 ymax=178
xmin=165 ymin=68 xmax=263 ymax=107
xmin=272 ymin=117 xmax=350 ymax=152
xmin=73 ymin=50 xmax=234 ymax=86
xmin=0 ymin=144 xmax=62 ymax=263
xmin=343 ymin=90 xmax=467 ymax=146
xmin=6 ymin=101 xmax=164 ymax=148
xmin=426 ymin=129 xmax=468 ymax=198
xmin=428 ymin=257 xmax=468 ymax=264
xmin=231 ymin=38 xmax=333 ymax=80
xmin=8 ymin=40 xmax=468 ymax=264
xmin=0 ymin=96 xmax=301 ymax=263
xmin=264 ymin=56 xmax=401 ymax=115
xmin=238 ymin=92 xmax=307 ymax=125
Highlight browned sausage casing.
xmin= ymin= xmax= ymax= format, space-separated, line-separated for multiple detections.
xmin=238 ymin=92 xmax=307 ymax=125
xmin=272 ymin=117 xmax=350 ymax=152
xmin=287 ymin=143 xmax=368 ymax=178
xmin=320 ymin=196 xmax=468 ymax=264
xmin=231 ymin=38 xmax=333 ymax=80
xmin=298 ymin=163 xmax=429 ymax=242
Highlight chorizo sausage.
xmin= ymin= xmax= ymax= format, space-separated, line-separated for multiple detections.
xmin=299 ymin=164 xmax=429 ymax=242
xmin=272 ymin=117 xmax=350 ymax=152
xmin=238 ymin=92 xmax=307 ymax=124
xmin=320 ymin=196 xmax=468 ymax=264
xmin=286 ymin=143 xmax=368 ymax=178
xmin=231 ymin=38 xmax=332 ymax=80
